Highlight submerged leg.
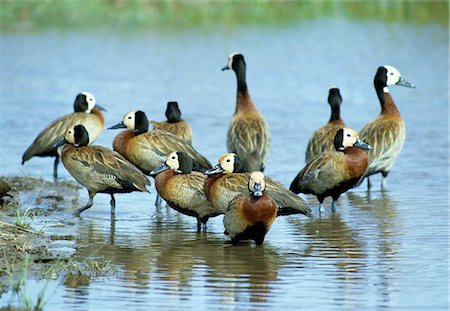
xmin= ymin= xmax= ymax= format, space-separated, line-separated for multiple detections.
xmin=318 ymin=197 xmax=325 ymax=214
xmin=319 ymin=203 xmax=325 ymax=214
xmin=381 ymin=171 xmax=389 ymax=190
xmin=331 ymin=200 xmax=337 ymax=213
xmin=74 ymin=192 xmax=94 ymax=216
xmin=53 ymin=156 xmax=60 ymax=180
xmin=155 ymin=194 xmax=163 ymax=208
xmin=367 ymin=176 xmax=372 ymax=190
xmin=110 ymin=194 xmax=116 ymax=215
xmin=196 ymin=219 xmax=202 ymax=232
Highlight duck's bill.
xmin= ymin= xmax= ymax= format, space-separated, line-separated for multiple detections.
xmin=205 ymin=164 xmax=224 ymax=175
xmin=252 ymin=183 xmax=263 ymax=197
xmin=354 ymin=139 xmax=372 ymax=150
xmin=54 ymin=138 xmax=68 ymax=148
xmin=96 ymin=104 xmax=107 ymax=112
xmin=108 ymin=122 xmax=127 ymax=130
xmin=149 ymin=163 xmax=170 ymax=176
xmin=396 ymin=77 xmax=415 ymax=88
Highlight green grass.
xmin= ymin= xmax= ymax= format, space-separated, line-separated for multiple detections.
xmin=0 ymin=0 xmax=448 ymax=32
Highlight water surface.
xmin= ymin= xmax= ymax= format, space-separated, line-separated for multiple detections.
xmin=0 ymin=17 xmax=448 ymax=310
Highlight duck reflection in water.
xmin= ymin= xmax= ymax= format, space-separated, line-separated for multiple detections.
xmin=64 ymin=215 xmax=282 ymax=306
xmin=290 ymin=213 xmax=366 ymax=276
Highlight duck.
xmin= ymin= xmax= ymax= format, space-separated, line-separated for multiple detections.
xmin=54 ymin=124 xmax=150 ymax=216
xmin=222 ymin=53 xmax=271 ymax=172
xmin=289 ymin=128 xmax=372 ymax=213
xmin=357 ymin=65 xmax=415 ymax=189
xmin=150 ymin=101 xmax=193 ymax=144
xmin=204 ymin=153 xmax=311 ymax=218
xmin=109 ymin=110 xmax=211 ymax=174
xmin=305 ymin=87 xmax=346 ymax=163
xmin=149 ymin=151 xmax=221 ymax=231
xmin=223 ymin=171 xmax=277 ymax=245
xmin=109 ymin=110 xmax=212 ymax=206
xmin=22 ymin=92 xmax=106 ymax=179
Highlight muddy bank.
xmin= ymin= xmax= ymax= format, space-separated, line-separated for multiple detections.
xmin=0 ymin=176 xmax=81 ymax=294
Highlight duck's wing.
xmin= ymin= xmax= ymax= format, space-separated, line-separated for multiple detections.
xmin=359 ymin=117 xmax=406 ymax=176
xmin=265 ymin=177 xmax=312 ymax=218
xmin=85 ymin=146 xmax=151 ymax=192
xmin=227 ymin=114 xmax=270 ymax=172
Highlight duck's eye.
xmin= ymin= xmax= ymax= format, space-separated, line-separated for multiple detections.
xmin=128 ymin=116 xmax=132 ymax=119
xmin=172 ymin=156 xmax=176 ymax=160
xmin=347 ymin=134 xmax=351 ymax=137
xmin=390 ymin=72 xmax=394 ymax=75
xmin=226 ymin=159 xmax=231 ymax=162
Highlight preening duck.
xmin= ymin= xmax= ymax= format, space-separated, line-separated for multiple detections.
xmin=357 ymin=65 xmax=415 ymax=189
xmin=290 ymin=128 xmax=372 ymax=213
xmin=305 ymin=87 xmax=346 ymax=163
xmin=223 ymin=171 xmax=277 ymax=245
xmin=55 ymin=125 xmax=150 ymax=216
xmin=204 ymin=153 xmax=311 ymax=218
xmin=149 ymin=151 xmax=221 ymax=231
xmin=150 ymin=101 xmax=193 ymax=144
xmin=222 ymin=53 xmax=271 ymax=172
xmin=22 ymin=92 xmax=105 ymax=178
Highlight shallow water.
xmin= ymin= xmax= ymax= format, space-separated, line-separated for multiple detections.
xmin=0 ymin=17 xmax=448 ymax=310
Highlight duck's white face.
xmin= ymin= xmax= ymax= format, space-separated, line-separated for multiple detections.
xmin=64 ymin=127 xmax=77 ymax=144
xmin=123 ymin=110 xmax=137 ymax=130
xmin=384 ymin=65 xmax=402 ymax=86
xmin=227 ymin=52 xmax=238 ymax=69
xmin=81 ymin=91 xmax=96 ymax=112
xmin=218 ymin=153 xmax=236 ymax=174
xmin=249 ymin=171 xmax=266 ymax=192
xmin=341 ymin=128 xmax=359 ymax=148
xmin=165 ymin=152 xmax=180 ymax=171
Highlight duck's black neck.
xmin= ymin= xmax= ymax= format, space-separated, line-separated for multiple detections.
xmin=329 ymin=104 xmax=341 ymax=122
xmin=375 ymin=82 xmax=387 ymax=108
xmin=234 ymin=64 xmax=248 ymax=95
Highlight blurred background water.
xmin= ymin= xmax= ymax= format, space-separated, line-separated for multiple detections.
xmin=0 ymin=1 xmax=448 ymax=310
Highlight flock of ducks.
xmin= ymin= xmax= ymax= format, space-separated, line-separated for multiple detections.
xmin=21 ymin=53 xmax=414 ymax=245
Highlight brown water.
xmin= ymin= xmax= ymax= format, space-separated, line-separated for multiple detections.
xmin=0 ymin=18 xmax=448 ymax=310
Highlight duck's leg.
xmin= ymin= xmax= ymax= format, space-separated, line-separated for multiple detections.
xmin=196 ymin=218 xmax=202 ymax=232
xmin=53 ymin=155 xmax=60 ymax=180
xmin=110 ymin=194 xmax=116 ymax=215
xmin=319 ymin=203 xmax=325 ymax=214
xmin=331 ymin=200 xmax=337 ymax=213
xmin=318 ymin=197 xmax=325 ymax=214
xmin=381 ymin=171 xmax=389 ymax=190
xmin=155 ymin=194 xmax=163 ymax=208
xmin=367 ymin=176 xmax=372 ymax=190
xmin=74 ymin=191 xmax=94 ymax=216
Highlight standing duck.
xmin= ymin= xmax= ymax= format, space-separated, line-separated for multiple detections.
xmin=109 ymin=110 xmax=211 ymax=174
xmin=305 ymin=87 xmax=346 ymax=163
xmin=222 ymin=53 xmax=271 ymax=172
xmin=109 ymin=110 xmax=211 ymax=206
xmin=223 ymin=171 xmax=277 ymax=245
xmin=55 ymin=125 xmax=150 ymax=216
xmin=204 ymin=153 xmax=311 ymax=218
xmin=150 ymin=101 xmax=193 ymax=144
xmin=290 ymin=128 xmax=372 ymax=213
xmin=149 ymin=151 xmax=221 ymax=231
xmin=22 ymin=92 xmax=106 ymax=179
xmin=357 ymin=65 xmax=415 ymax=189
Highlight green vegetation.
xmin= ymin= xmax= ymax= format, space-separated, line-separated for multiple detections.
xmin=0 ymin=0 xmax=447 ymax=32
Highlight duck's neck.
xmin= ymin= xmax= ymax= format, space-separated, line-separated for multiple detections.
xmin=329 ymin=104 xmax=341 ymax=122
xmin=91 ymin=108 xmax=105 ymax=125
xmin=155 ymin=170 xmax=175 ymax=195
xmin=375 ymin=85 xmax=401 ymax=116
xmin=234 ymin=68 xmax=256 ymax=114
